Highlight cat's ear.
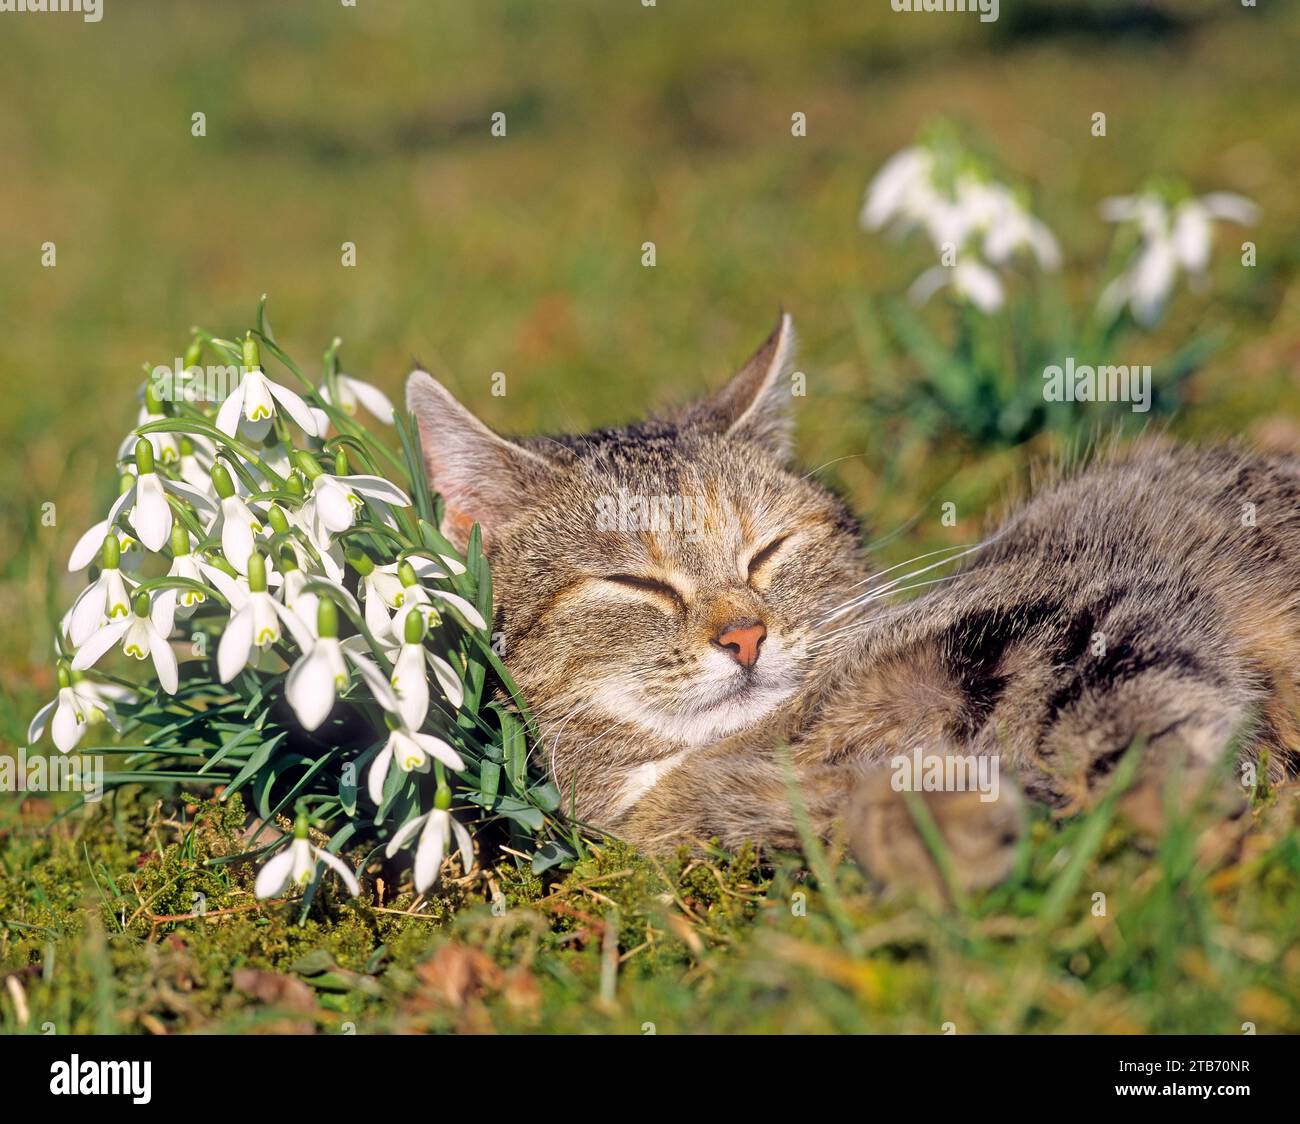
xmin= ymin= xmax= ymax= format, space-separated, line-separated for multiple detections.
xmin=405 ymin=370 xmax=555 ymax=552
xmin=683 ymin=311 xmax=797 ymax=458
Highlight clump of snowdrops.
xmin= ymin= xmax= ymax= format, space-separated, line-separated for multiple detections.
xmin=27 ymin=305 xmax=579 ymax=917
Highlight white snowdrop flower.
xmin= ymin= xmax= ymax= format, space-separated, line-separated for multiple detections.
xmin=860 ymin=146 xmax=934 ymax=232
xmin=199 ymin=550 xmax=283 ymax=613
xmin=281 ymin=568 xmax=313 ymax=626
xmin=863 ymin=136 xmax=1060 ymax=312
xmin=254 ymin=814 xmax=360 ymax=899
xmin=106 ymin=439 xmax=216 ymax=554
xmin=321 ymin=373 xmax=395 ymax=424
xmin=68 ymin=479 xmax=145 ymax=573
xmin=285 ymin=598 xmax=394 ymax=731
xmin=358 ymin=583 xmax=466 ymax=715
xmin=384 ymin=785 xmax=474 ymax=893
xmin=67 ymin=534 xmax=136 ymax=647
xmin=283 ymin=569 xmax=359 ymax=641
xmin=908 ymin=256 xmax=1006 ymax=313
xmin=391 ymin=612 xmax=433 ymax=730
xmin=72 ymin=588 xmax=178 ymax=694
xmin=165 ymin=524 xmax=210 ymax=618
xmin=1170 ymin=193 xmax=1257 ymax=271
xmin=389 ymin=559 xmax=487 ymax=639
xmin=215 ymin=333 xmax=321 ymax=442
xmin=27 ymin=664 xmax=131 ymax=754
xmin=295 ymin=451 xmax=412 ymax=547
xmin=217 ymin=552 xmax=312 ymax=683
xmin=206 ymin=461 xmax=265 ymax=575
xmin=1098 ymin=190 xmax=1258 ymax=326
xmin=355 ymin=552 xmax=468 ymax=638
xmin=349 ymin=551 xmax=403 ymax=638
xmin=238 ymin=437 xmax=293 ymax=487
xmin=367 ymin=721 xmax=465 ymax=807
xmin=974 ymin=183 xmax=1062 ymax=270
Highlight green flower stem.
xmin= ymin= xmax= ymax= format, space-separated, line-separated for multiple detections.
xmin=333 ymin=522 xmax=407 ymax=549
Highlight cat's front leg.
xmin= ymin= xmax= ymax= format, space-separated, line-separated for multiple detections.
xmin=612 ymin=745 xmax=866 ymax=854
xmin=613 ymin=744 xmax=1026 ymax=902
xmin=844 ymin=767 xmax=1025 ymax=900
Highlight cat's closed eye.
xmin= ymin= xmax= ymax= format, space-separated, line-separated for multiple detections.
xmin=747 ymin=534 xmax=790 ymax=578
xmin=604 ymin=573 xmax=685 ymax=609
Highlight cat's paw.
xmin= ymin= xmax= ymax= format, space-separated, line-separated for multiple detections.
xmin=845 ymin=769 xmax=1024 ymax=901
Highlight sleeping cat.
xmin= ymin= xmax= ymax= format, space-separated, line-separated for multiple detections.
xmin=408 ymin=314 xmax=1300 ymax=892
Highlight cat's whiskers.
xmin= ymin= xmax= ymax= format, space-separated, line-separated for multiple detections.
xmin=815 ymin=540 xmax=990 ymax=629
xmin=807 ymin=573 xmax=964 ymax=651
xmin=537 ymin=696 xmax=602 ymax=788
xmin=838 ymin=540 xmax=985 ymax=599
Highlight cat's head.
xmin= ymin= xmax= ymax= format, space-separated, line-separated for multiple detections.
xmin=407 ymin=314 xmax=866 ymax=751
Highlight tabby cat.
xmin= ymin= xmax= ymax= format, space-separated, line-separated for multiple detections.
xmin=408 ymin=314 xmax=1300 ymax=892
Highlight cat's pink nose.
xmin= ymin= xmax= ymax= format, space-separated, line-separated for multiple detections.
xmin=715 ymin=620 xmax=767 ymax=669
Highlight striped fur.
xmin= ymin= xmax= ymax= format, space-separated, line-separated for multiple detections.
xmin=409 ymin=315 xmax=1300 ymax=890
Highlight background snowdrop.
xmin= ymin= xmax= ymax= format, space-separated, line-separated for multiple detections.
xmin=857 ymin=122 xmax=1264 ymax=450
xmin=862 ymin=128 xmax=1061 ymax=314
xmin=1099 ymin=188 xmax=1259 ymax=326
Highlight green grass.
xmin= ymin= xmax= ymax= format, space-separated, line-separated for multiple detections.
xmin=3 ymin=0 xmax=1300 ymax=1033
xmin=2 ymin=776 xmax=1299 ymax=1034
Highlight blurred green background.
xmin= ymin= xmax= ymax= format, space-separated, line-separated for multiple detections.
xmin=2 ymin=0 xmax=1298 ymax=729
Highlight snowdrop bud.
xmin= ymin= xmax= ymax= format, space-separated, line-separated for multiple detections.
xmin=170 ymin=522 xmax=189 ymax=556
xmin=210 ymin=462 xmax=236 ymax=500
xmin=278 ymin=548 xmax=298 ymax=572
xmin=179 ymin=436 xmax=195 ymax=458
xmin=334 ymin=449 xmax=349 ymax=476
xmin=293 ymin=810 xmax=309 ymax=839
xmin=57 ymin=660 xmax=72 ymax=691
xmin=135 ymin=438 xmax=155 ymax=476
xmin=118 ymin=473 xmax=135 ymax=496
xmin=398 ymin=561 xmax=417 ymax=588
xmin=144 ymin=382 xmax=165 ymax=415
xmin=247 ymin=551 xmax=268 ymax=594
xmin=184 ymin=338 xmax=202 ymax=369
xmin=207 ymin=555 xmax=238 ymax=579
xmin=242 ymin=332 xmax=260 ymax=370
xmin=132 ymin=591 xmax=151 ymax=617
xmin=294 ymin=451 xmax=323 ymax=480
xmin=285 ymin=472 xmax=305 ymax=498
xmin=267 ymin=504 xmax=290 ymax=535
xmin=317 ymin=597 xmax=339 ymax=639
xmin=101 ymin=534 xmax=120 ymax=570
xmin=346 ymin=548 xmax=375 ymax=576
xmin=434 ymin=783 xmax=452 ymax=811
xmin=404 ymin=610 xmax=425 ymax=645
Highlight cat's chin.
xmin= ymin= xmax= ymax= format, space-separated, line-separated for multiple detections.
xmin=607 ymin=676 xmax=799 ymax=748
